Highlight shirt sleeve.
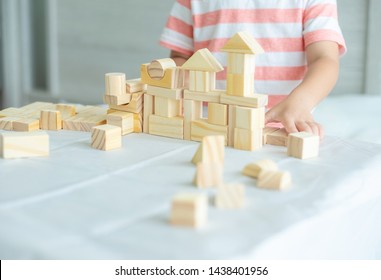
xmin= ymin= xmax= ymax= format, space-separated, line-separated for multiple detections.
xmin=159 ymin=0 xmax=194 ymax=56
xmin=303 ymin=0 xmax=347 ymax=55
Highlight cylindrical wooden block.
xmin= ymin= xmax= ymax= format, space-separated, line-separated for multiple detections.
xmin=148 ymin=58 xmax=176 ymax=80
xmin=242 ymin=159 xmax=278 ymax=178
xmin=257 ymin=170 xmax=291 ymax=190
xmin=105 ymin=73 xmax=126 ymax=96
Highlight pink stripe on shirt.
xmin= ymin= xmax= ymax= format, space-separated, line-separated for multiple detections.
xmin=166 ymin=16 xmax=193 ymax=38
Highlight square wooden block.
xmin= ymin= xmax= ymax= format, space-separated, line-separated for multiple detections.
xmin=170 ymin=193 xmax=208 ymax=228
xmin=91 ymin=124 xmax=122 ymax=151
xmin=107 ymin=111 xmax=134 ymax=135
xmin=235 ymin=106 xmax=265 ymax=130
xmin=234 ymin=127 xmax=262 ymax=151
xmin=154 ymin=96 xmax=181 ymax=118
xmin=208 ymin=102 xmax=227 ymax=126
xmin=215 ymin=183 xmax=245 ymax=209
xmin=287 ymin=132 xmax=319 ymax=159
xmin=40 ymin=110 xmax=62 ymax=130
xmin=13 ymin=119 xmax=40 ymax=132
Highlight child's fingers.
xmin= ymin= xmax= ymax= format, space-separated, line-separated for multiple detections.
xmin=264 ymin=110 xmax=274 ymax=124
xmin=283 ymin=120 xmax=298 ymax=134
xmin=295 ymin=121 xmax=313 ymax=134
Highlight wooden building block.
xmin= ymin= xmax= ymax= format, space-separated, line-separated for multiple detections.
xmin=109 ymin=92 xmax=143 ymax=114
xmin=0 ymin=131 xmax=49 ymax=159
xmin=266 ymin=128 xmax=288 ymax=146
xmin=183 ymin=99 xmax=202 ymax=140
xmin=181 ymin=48 xmax=224 ymax=72
xmin=170 ymin=193 xmax=208 ymax=228
xmin=143 ymin=94 xmax=154 ymax=133
xmin=184 ymin=89 xmax=223 ymax=103
xmin=91 ymin=124 xmax=122 ymax=151
xmin=193 ymin=162 xmax=223 ymax=189
xmin=227 ymin=105 xmax=236 ymax=147
xmin=63 ymin=106 xmax=107 ymax=132
xmin=242 ymin=159 xmax=278 ymax=178
xmin=103 ymin=93 xmax=132 ymax=106
xmin=207 ymin=103 xmax=227 ymax=126
xmin=126 ymin=78 xmax=146 ymax=93
xmin=107 ymin=111 xmax=134 ymax=135
xmin=0 ymin=117 xmax=19 ymax=131
xmin=13 ymin=119 xmax=40 ymax=132
xmin=154 ymin=96 xmax=181 ymax=118
xmin=235 ymin=106 xmax=265 ymax=130
xmin=146 ymin=85 xmax=183 ymax=100
xmin=0 ymin=107 xmax=23 ymax=118
xmin=147 ymin=58 xmax=176 ymax=80
xmin=263 ymin=126 xmax=279 ymax=144
xmin=220 ymin=93 xmax=268 ymax=108
xmin=257 ymin=170 xmax=291 ymax=190
xmin=105 ymin=73 xmax=126 ymax=96
xmin=191 ymin=119 xmax=228 ymax=145
xmin=133 ymin=112 xmax=143 ymax=133
xmin=141 ymin=64 xmax=184 ymax=89
xmin=40 ymin=110 xmax=62 ymax=130
xmin=215 ymin=183 xmax=245 ymax=209
xmin=234 ymin=127 xmax=262 ymax=151
xmin=189 ymin=71 xmax=215 ymax=92
xmin=226 ymin=53 xmax=255 ymax=97
xmin=287 ymin=132 xmax=319 ymax=159
xmin=191 ymin=135 xmax=225 ymax=165
xmin=148 ymin=115 xmax=184 ymax=139
xmin=56 ymin=104 xmax=76 ymax=119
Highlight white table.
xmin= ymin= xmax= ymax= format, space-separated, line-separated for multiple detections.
xmin=1 ymin=131 xmax=381 ymax=259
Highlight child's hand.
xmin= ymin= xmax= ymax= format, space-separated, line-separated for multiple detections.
xmin=265 ymin=97 xmax=324 ymax=138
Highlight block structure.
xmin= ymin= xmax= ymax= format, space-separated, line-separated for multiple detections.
xmin=287 ymin=132 xmax=319 ymax=159
xmin=91 ymin=124 xmax=122 ymax=151
xmin=106 ymin=111 xmax=134 ymax=135
xmin=170 ymin=193 xmax=208 ymax=228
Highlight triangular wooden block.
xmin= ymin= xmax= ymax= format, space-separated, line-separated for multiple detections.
xmin=193 ymin=162 xmax=223 ymax=189
xmin=191 ymin=135 xmax=225 ymax=165
xmin=221 ymin=31 xmax=265 ymax=54
xmin=182 ymin=48 xmax=224 ymax=72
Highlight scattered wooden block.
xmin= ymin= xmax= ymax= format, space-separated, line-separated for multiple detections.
xmin=103 ymin=93 xmax=132 ymax=106
xmin=191 ymin=119 xmax=228 ymax=145
xmin=133 ymin=112 xmax=143 ymax=133
xmin=0 ymin=107 xmax=23 ymax=118
xmin=91 ymin=124 xmax=122 ymax=151
xmin=0 ymin=131 xmax=49 ymax=159
xmin=227 ymin=105 xmax=236 ymax=147
xmin=184 ymin=89 xmax=223 ymax=103
xmin=257 ymin=170 xmax=292 ymax=190
xmin=40 ymin=110 xmax=62 ymax=130
xmin=105 ymin=73 xmax=126 ymax=96
xmin=146 ymin=85 xmax=183 ymax=100
xmin=220 ymin=93 xmax=268 ymax=108
xmin=107 ymin=111 xmax=134 ymax=135
xmin=266 ymin=128 xmax=288 ymax=146
xmin=0 ymin=117 xmax=19 ymax=131
xmin=234 ymin=127 xmax=262 ymax=151
xmin=183 ymin=99 xmax=202 ymax=140
xmin=126 ymin=78 xmax=146 ymax=93
xmin=235 ymin=106 xmax=265 ymax=130
xmin=148 ymin=115 xmax=184 ymax=139
xmin=287 ymin=132 xmax=319 ymax=159
xmin=63 ymin=106 xmax=107 ymax=132
xmin=13 ymin=119 xmax=40 ymax=132
xmin=193 ymin=162 xmax=223 ymax=188
xmin=143 ymin=94 xmax=154 ymax=133
xmin=215 ymin=183 xmax=245 ymax=209
xmin=109 ymin=92 xmax=144 ymax=114
xmin=208 ymin=103 xmax=227 ymax=126
xmin=147 ymin=58 xmax=176 ymax=80
xmin=242 ymin=159 xmax=278 ymax=178
xmin=154 ymin=96 xmax=181 ymax=118
xmin=170 ymin=193 xmax=208 ymax=228
xmin=141 ymin=64 xmax=184 ymax=89
xmin=263 ymin=126 xmax=279 ymax=144
xmin=56 ymin=104 xmax=76 ymax=119
xmin=191 ymin=135 xmax=225 ymax=165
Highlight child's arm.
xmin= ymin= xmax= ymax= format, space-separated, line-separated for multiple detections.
xmin=264 ymin=41 xmax=340 ymax=138
xmin=170 ymin=50 xmax=191 ymax=66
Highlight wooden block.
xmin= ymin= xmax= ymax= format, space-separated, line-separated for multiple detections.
xmin=148 ymin=115 xmax=184 ymax=139
xmin=191 ymin=119 xmax=228 ymax=145
xmin=13 ymin=119 xmax=40 ymax=132
xmin=183 ymin=99 xmax=202 ymax=140
xmin=0 ymin=131 xmax=49 ymax=159
xmin=242 ymin=159 xmax=278 ymax=178
xmin=40 ymin=110 xmax=62 ymax=130
xmin=143 ymin=94 xmax=154 ymax=133
xmin=0 ymin=107 xmax=23 ymax=118
xmin=105 ymin=73 xmax=126 ymax=95
xmin=227 ymin=105 xmax=236 ymax=147
xmin=107 ymin=111 xmax=134 ymax=135
xmin=126 ymin=78 xmax=146 ymax=93
xmin=220 ymin=93 xmax=268 ymax=108
xmin=191 ymin=135 xmax=225 ymax=165
xmin=154 ymin=96 xmax=181 ymax=118
xmin=193 ymin=162 xmax=223 ymax=189
xmin=207 ymin=103 xmax=227 ymax=126
xmin=141 ymin=64 xmax=184 ymax=89
xmin=189 ymin=71 xmax=215 ymax=92
xmin=56 ymin=104 xmax=76 ymax=119
xmin=266 ymin=128 xmax=288 ymax=146
xmin=170 ymin=193 xmax=208 ymax=228
xmin=147 ymin=58 xmax=176 ymax=80
xmin=103 ymin=93 xmax=132 ymax=106
xmin=109 ymin=92 xmax=143 ymax=114
xmin=63 ymin=106 xmax=107 ymax=132
xmin=263 ymin=126 xmax=279 ymax=144
xmin=221 ymin=31 xmax=265 ymax=55
xmin=133 ymin=112 xmax=143 ymax=133
xmin=181 ymin=48 xmax=224 ymax=72
xmin=235 ymin=106 xmax=265 ymax=130
xmin=184 ymin=89 xmax=223 ymax=103
xmin=91 ymin=124 xmax=122 ymax=151
xmin=0 ymin=117 xmax=20 ymax=131
xmin=215 ymin=183 xmax=245 ymax=209
xmin=146 ymin=85 xmax=183 ymax=100
xmin=234 ymin=127 xmax=263 ymax=151
xmin=287 ymin=132 xmax=319 ymax=159
xmin=257 ymin=170 xmax=291 ymax=190
xmin=226 ymin=53 xmax=255 ymax=97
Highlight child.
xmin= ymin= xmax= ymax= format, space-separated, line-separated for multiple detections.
xmin=159 ymin=0 xmax=346 ymax=138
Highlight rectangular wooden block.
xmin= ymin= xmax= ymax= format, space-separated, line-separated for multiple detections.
xmin=207 ymin=103 xmax=227 ymax=126
xmin=91 ymin=124 xmax=122 ymax=151
xmin=148 ymin=115 xmax=184 ymax=139
xmin=0 ymin=117 xmax=20 ymax=131
xmin=184 ymin=89 xmax=223 ymax=103
xmin=141 ymin=64 xmax=184 ymax=89
xmin=126 ymin=78 xmax=146 ymax=93
xmin=194 ymin=162 xmax=223 ymax=189
xmin=0 ymin=107 xmax=23 ymax=118
xmin=183 ymin=99 xmax=202 ymax=140
xmin=103 ymin=93 xmax=132 ymax=106
xmin=263 ymin=126 xmax=279 ymax=144
xmin=105 ymin=73 xmax=126 ymax=95
xmin=215 ymin=183 xmax=245 ymax=209
xmin=56 ymin=104 xmax=76 ymax=119
xmin=191 ymin=119 xmax=228 ymax=145
xmin=146 ymin=85 xmax=183 ymax=100
xmin=63 ymin=106 xmax=107 ymax=132
xmin=227 ymin=105 xmax=236 ymax=147
xmin=235 ymin=106 xmax=265 ymax=130
xmin=234 ymin=127 xmax=263 ymax=151
xmin=40 ymin=110 xmax=62 ymax=130
xmin=109 ymin=92 xmax=143 ymax=114
xmin=220 ymin=93 xmax=268 ymax=108
xmin=107 ymin=111 xmax=134 ymax=135
xmin=287 ymin=132 xmax=319 ymax=159
xmin=143 ymin=94 xmax=154 ymax=133
xmin=189 ymin=71 xmax=215 ymax=92
xmin=0 ymin=131 xmax=49 ymax=159
xmin=154 ymin=96 xmax=181 ymax=118
xmin=266 ymin=128 xmax=288 ymax=146
xmin=13 ymin=119 xmax=40 ymax=132
xmin=133 ymin=112 xmax=143 ymax=133
xmin=170 ymin=193 xmax=208 ymax=228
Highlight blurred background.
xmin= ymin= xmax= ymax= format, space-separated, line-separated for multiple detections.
xmin=0 ymin=0 xmax=380 ymax=108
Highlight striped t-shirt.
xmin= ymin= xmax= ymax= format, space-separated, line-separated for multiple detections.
xmin=160 ymin=0 xmax=347 ymax=99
